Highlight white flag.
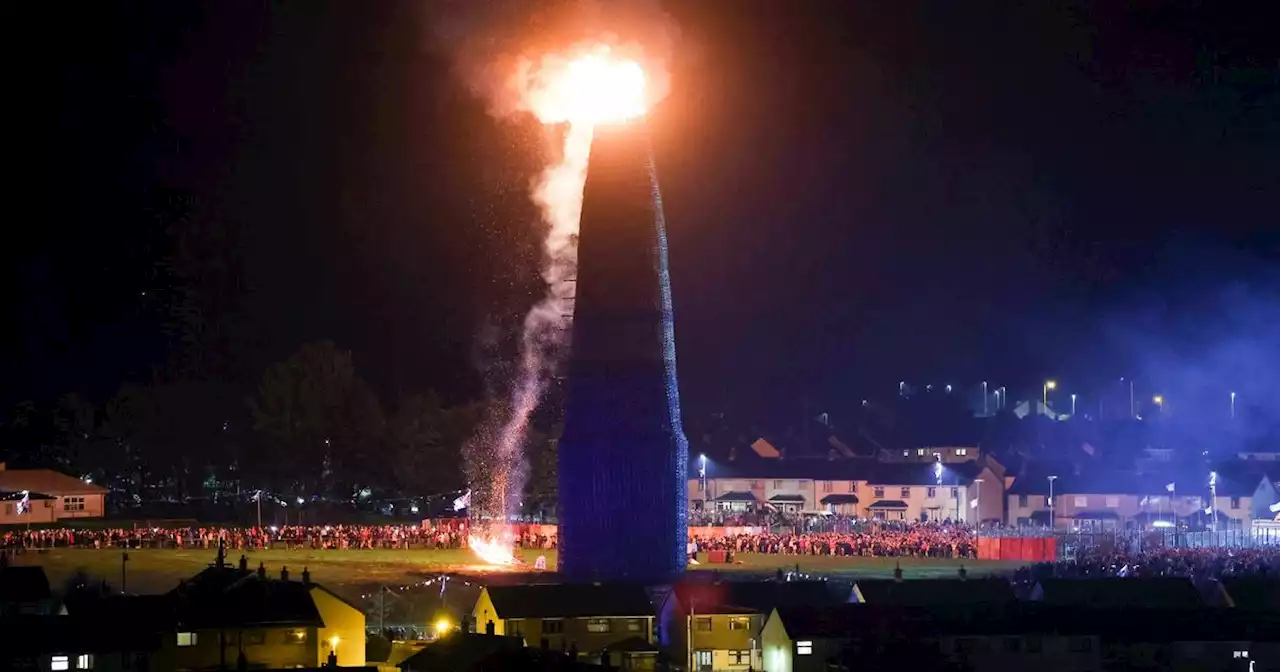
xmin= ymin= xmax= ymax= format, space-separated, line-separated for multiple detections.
xmin=1140 ymin=496 xmax=1150 ymax=506
xmin=17 ymin=490 xmax=30 ymax=515
xmin=453 ymin=490 xmax=471 ymax=511
xmin=1166 ymin=482 xmax=1176 ymax=492
xmin=970 ymin=499 xmax=979 ymax=509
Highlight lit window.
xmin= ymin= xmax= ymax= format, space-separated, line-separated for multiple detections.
xmin=796 ymin=641 xmax=813 ymax=655
xmin=694 ymin=617 xmax=712 ymax=632
xmin=52 ymin=656 xmax=70 ymax=671
xmin=729 ymin=650 xmax=751 ymax=665
xmin=76 ymin=654 xmax=93 ymax=670
xmin=586 ymin=619 xmax=612 ymax=633
xmin=626 ymin=619 xmax=645 ymax=632
xmin=728 ymin=617 xmax=750 ymax=631
xmin=902 ymin=450 xmax=909 ymax=457
xmin=177 ymin=632 xmax=198 ymax=647
xmin=63 ymin=497 xmax=86 ymax=512
xmin=694 ymin=651 xmax=713 ymax=666
xmin=917 ymin=449 xmax=926 ymax=456
xmin=1234 ymin=651 xmax=1249 ymax=659
xmin=287 ymin=630 xmax=308 ymax=644
xmin=955 ymin=448 xmax=967 ymax=456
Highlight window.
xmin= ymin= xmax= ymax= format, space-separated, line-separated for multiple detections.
xmin=822 ymin=481 xmax=833 ymax=493
xmin=626 ymin=619 xmax=645 ymax=633
xmin=543 ymin=619 xmax=564 ymax=634
xmin=927 ymin=487 xmax=937 ymax=498
xmin=772 ymin=480 xmax=782 ymax=490
xmin=1073 ymin=496 xmax=1088 ymax=507
xmin=1231 ymin=497 xmax=1242 ymax=510
xmin=177 ymin=632 xmax=198 ymax=647
xmin=76 ymin=654 xmax=93 ymax=670
xmin=729 ymin=650 xmax=751 ymax=665
xmin=955 ymin=448 xmax=967 ymax=456
xmin=1018 ymin=495 xmax=1028 ymax=508
xmin=873 ymin=487 xmax=885 ymax=498
xmin=508 ymin=619 xmax=524 ymax=636
xmin=848 ymin=481 xmax=856 ymax=492
xmin=694 ymin=651 xmax=713 ymax=667
xmin=694 ymin=617 xmax=712 ymax=632
xmin=728 ymin=617 xmax=750 ymax=631
xmin=900 ymin=487 xmax=911 ymax=499
xmin=951 ymin=487 xmax=959 ymax=498
xmin=52 ymin=656 xmax=70 ymax=671
xmin=917 ymin=448 xmax=926 ymax=456
xmin=63 ymin=497 xmax=86 ymax=511
xmin=586 ymin=619 xmax=611 ymax=633
xmin=1105 ymin=496 xmax=1119 ymax=508
xmin=1233 ymin=650 xmax=1249 ymax=659
xmin=902 ymin=450 xmax=909 ymax=457
xmin=286 ymin=630 xmax=308 ymax=644
xmin=696 ymin=480 xmax=704 ymax=491
xmin=796 ymin=641 xmax=813 ymax=655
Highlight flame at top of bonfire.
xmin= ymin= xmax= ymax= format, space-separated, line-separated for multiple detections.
xmin=469 ymin=534 xmax=517 ymax=566
xmin=519 ymin=44 xmax=649 ymax=126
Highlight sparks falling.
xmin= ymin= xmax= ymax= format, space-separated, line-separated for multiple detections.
xmin=467 ymin=44 xmax=651 ymax=563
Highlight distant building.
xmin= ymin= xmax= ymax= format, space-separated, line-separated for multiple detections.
xmin=471 ymin=583 xmax=657 ymax=669
xmin=0 ymin=462 xmax=107 ymax=524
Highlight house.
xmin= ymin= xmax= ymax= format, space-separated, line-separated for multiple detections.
xmin=882 ymin=446 xmax=980 ymax=464
xmin=396 ymin=632 xmax=528 ymax=671
xmin=0 ymin=615 xmax=162 ymax=671
xmin=762 ymin=603 xmax=1279 ymax=672
xmin=63 ymin=549 xmax=366 ymax=669
xmin=857 ymin=462 xmax=1000 ymax=524
xmin=0 ymin=564 xmax=54 ymax=616
xmin=471 ymin=583 xmax=657 ymax=669
xmin=690 ymin=456 xmax=863 ymax=515
xmin=850 ymin=578 xmax=1014 ymax=606
xmin=760 ymin=604 xmax=1102 ymax=672
xmin=0 ymin=463 xmax=108 ymax=522
xmin=658 ymin=580 xmax=844 ymax=671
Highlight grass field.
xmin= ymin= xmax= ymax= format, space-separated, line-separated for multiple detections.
xmin=12 ymin=548 xmax=1023 ymax=603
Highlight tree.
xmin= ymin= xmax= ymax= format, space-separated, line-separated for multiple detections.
xmin=388 ymin=392 xmax=455 ymax=495
xmin=249 ymin=341 xmax=385 ymax=496
xmin=523 ymin=423 xmax=560 ymax=517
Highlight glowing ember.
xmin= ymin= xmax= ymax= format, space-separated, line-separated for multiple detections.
xmin=521 ymin=44 xmax=648 ymax=126
xmin=468 ymin=535 xmax=517 ymax=566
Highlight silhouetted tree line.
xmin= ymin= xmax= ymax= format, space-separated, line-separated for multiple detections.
xmin=0 ymin=340 xmax=558 ymax=509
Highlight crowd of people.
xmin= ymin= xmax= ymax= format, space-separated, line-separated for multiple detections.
xmin=0 ymin=523 xmax=485 ymax=552
xmin=691 ymin=521 xmax=978 ymax=558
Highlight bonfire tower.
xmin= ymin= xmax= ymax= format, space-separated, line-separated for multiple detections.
xmin=556 ymin=120 xmax=688 ymax=581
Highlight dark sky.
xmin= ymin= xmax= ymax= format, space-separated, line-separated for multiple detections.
xmin=7 ymin=0 xmax=1278 ymax=422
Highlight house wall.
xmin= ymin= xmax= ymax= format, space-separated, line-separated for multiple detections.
xmin=55 ymin=494 xmax=105 ymax=521
xmin=763 ymin=478 xmax=818 ymax=512
xmin=0 ymin=499 xmax=57 ymax=525
xmin=688 ymin=613 xmax=761 ymax=671
xmin=969 ymin=467 xmax=1004 ymax=523
xmin=507 ymin=616 xmax=653 ymax=654
xmin=1052 ymin=493 xmax=1142 ymax=521
xmin=311 ymin=585 xmax=367 ymax=667
xmin=165 ymin=626 xmax=320 ymax=670
xmin=1007 ymin=494 xmax=1048 ymax=525
xmin=856 ymin=482 xmax=970 ymax=522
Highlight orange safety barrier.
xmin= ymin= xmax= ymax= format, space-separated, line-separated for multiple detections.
xmin=706 ymin=550 xmax=729 ymax=564
xmin=973 ymin=536 xmax=1057 ymax=562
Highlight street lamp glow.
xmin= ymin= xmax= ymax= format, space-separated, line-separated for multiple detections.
xmin=1070 ymin=393 xmax=1077 ymax=416
xmin=1153 ymin=394 xmax=1164 ymax=408
xmin=1043 ymin=380 xmax=1057 ymax=408
xmin=435 ymin=618 xmax=453 ymax=637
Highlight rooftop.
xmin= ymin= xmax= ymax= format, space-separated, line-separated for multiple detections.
xmin=483 ymin=583 xmax=654 ymax=620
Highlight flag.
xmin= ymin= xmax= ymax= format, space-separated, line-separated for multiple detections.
xmin=17 ymin=490 xmax=30 ymax=515
xmin=1166 ymin=482 xmax=1176 ymax=492
xmin=970 ymin=499 xmax=979 ymax=509
xmin=1140 ymin=496 xmax=1150 ymax=506
xmin=1269 ymin=501 xmax=1280 ymax=513
xmin=452 ymin=490 xmax=471 ymax=512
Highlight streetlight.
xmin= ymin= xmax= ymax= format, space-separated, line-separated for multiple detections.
xmin=1209 ymin=471 xmax=1218 ymax=539
xmin=973 ymin=477 xmax=983 ymax=525
xmin=998 ymin=387 xmax=1007 ymax=410
xmin=1070 ymin=393 xmax=1077 ymax=416
xmin=1121 ymin=377 xmax=1134 ymax=418
xmin=1047 ymin=475 xmax=1058 ymax=528
xmin=1153 ymin=395 xmax=1164 ymax=414
xmin=1231 ymin=392 xmax=1237 ymax=419
xmin=982 ymin=381 xmax=988 ymax=415
xmin=1043 ymin=380 xmax=1057 ymax=408
xmin=899 ymin=381 xmax=906 ymax=396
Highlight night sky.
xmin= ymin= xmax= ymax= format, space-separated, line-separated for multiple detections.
xmin=8 ymin=1 xmax=1278 ymax=423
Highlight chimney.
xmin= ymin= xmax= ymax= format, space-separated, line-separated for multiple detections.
xmin=280 ymin=566 xmax=289 ymax=582
xmin=302 ymin=567 xmax=311 ymax=585
xmin=485 ymin=620 xmax=495 ymax=636
xmin=326 ymin=649 xmax=338 ymax=667
xmin=893 ymin=562 xmax=903 ymax=582
xmin=238 ymin=555 xmax=248 ymax=572
xmin=257 ymin=562 xmax=266 ymax=579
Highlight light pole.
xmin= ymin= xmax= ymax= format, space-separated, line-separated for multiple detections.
xmin=1070 ymin=393 xmax=1077 ymax=416
xmin=1047 ymin=475 xmax=1058 ymax=528
xmin=1043 ymin=380 xmax=1057 ymax=409
xmin=1121 ymin=377 xmax=1134 ymax=418
xmin=1209 ymin=471 xmax=1218 ymax=539
xmin=982 ymin=381 xmax=988 ymax=415
xmin=256 ymin=490 xmax=263 ymax=530
xmin=1153 ymin=395 xmax=1164 ymax=414
xmin=998 ymin=387 xmax=1006 ymax=410
xmin=1230 ymin=392 xmax=1237 ymax=419
xmin=973 ymin=477 xmax=983 ymax=525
